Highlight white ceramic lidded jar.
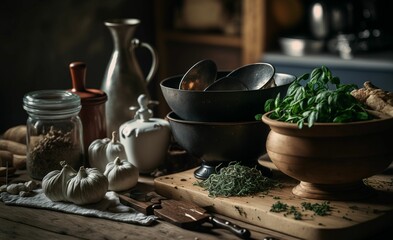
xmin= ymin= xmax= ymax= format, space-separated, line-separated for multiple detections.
xmin=119 ymin=94 xmax=170 ymax=174
xmin=23 ymin=90 xmax=85 ymax=180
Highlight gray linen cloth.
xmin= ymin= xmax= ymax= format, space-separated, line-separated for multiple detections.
xmin=0 ymin=189 xmax=157 ymax=225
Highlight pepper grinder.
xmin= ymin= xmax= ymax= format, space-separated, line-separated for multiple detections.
xmin=119 ymin=94 xmax=171 ymax=173
xmin=69 ymin=62 xmax=108 ymax=165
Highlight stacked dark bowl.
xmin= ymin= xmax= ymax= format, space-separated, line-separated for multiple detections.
xmin=160 ymin=71 xmax=295 ymax=179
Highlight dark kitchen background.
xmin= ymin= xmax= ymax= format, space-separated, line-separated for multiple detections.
xmin=0 ymin=0 xmax=156 ymax=133
xmin=1 ymin=0 xmax=393 ymax=133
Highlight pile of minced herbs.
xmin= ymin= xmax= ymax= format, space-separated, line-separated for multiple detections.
xmin=194 ymin=162 xmax=280 ymax=197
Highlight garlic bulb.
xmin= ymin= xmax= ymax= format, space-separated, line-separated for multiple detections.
xmin=104 ymin=157 xmax=139 ymax=191
xmin=88 ymin=131 xmax=127 ymax=173
xmin=42 ymin=161 xmax=108 ymax=205
xmin=42 ymin=161 xmax=77 ymax=202
xmin=66 ymin=166 xmax=109 ymax=205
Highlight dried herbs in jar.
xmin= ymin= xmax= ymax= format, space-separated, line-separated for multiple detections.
xmin=23 ymin=90 xmax=85 ymax=180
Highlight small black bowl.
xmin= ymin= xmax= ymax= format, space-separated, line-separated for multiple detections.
xmin=166 ymin=112 xmax=271 ymax=179
xmin=160 ymin=72 xmax=295 ymax=122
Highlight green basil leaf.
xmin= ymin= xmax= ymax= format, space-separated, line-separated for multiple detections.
xmin=297 ymin=119 xmax=304 ymax=129
xmin=264 ymin=99 xmax=274 ymax=112
xmin=274 ymin=93 xmax=282 ymax=108
xmin=356 ymin=111 xmax=370 ymax=120
xmin=308 ymin=111 xmax=317 ymax=127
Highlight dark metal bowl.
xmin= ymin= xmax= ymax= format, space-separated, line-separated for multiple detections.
xmin=166 ymin=112 xmax=270 ymax=179
xmin=160 ymin=72 xmax=295 ymax=122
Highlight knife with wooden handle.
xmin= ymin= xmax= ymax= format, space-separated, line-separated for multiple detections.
xmin=119 ymin=192 xmax=251 ymax=239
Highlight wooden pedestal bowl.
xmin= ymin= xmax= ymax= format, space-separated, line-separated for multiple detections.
xmin=262 ymin=112 xmax=393 ymax=200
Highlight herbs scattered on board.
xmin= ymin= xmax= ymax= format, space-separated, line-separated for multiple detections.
xmin=270 ymin=201 xmax=331 ymax=220
xmin=257 ymin=66 xmax=371 ymax=128
xmin=270 ymin=201 xmax=288 ymax=213
xmin=194 ymin=162 xmax=280 ymax=197
xmin=270 ymin=201 xmax=303 ymax=220
xmin=301 ymin=201 xmax=331 ymax=216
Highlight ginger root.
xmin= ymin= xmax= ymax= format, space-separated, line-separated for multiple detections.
xmin=3 ymin=125 xmax=27 ymax=144
xmin=351 ymin=81 xmax=393 ymax=118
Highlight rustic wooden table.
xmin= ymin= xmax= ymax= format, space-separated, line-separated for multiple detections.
xmin=2 ymin=174 xmax=392 ymax=240
xmin=0 ymin=171 xmax=303 ymax=240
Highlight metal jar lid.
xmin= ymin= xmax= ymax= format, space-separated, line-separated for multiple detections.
xmin=23 ymin=90 xmax=81 ymax=118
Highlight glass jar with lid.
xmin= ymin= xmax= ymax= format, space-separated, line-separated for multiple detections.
xmin=23 ymin=90 xmax=85 ymax=180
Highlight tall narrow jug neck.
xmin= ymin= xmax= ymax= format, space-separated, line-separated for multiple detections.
xmin=105 ymin=19 xmax=140 ymax=50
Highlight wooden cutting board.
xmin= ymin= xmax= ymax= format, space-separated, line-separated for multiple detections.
xmin=154 ymin=161 xmax=393 ymax=240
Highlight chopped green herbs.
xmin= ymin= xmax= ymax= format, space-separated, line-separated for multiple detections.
xmin=270 ymin=201 xmax=302 ymax=220
xmin=256 ymin=66 xmax=371 ymax=128
xmin=270 ymin=201 xmax=288 ymax=213
xmin=301 ymin=201 xmax=331 ymax=216
xmin=194 ymin=162 xmax=280 ymax=197
xmin=289 ymin=206 xmax=303 ymax=220
xmin=270 ymin=201 xmax=332 ymax=220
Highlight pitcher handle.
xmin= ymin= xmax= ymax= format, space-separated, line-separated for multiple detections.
xmin=131 ymin=38 xmax=158 ymax=84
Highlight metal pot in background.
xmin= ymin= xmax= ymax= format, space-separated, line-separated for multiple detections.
xmin=279 ymin=0 xmax=392 ymax=58
xmin=326 ymin=0 xmax=393 ymax=59
xmin=279 ymin=36 xmax=325 ymax=56
xmin=309 ymin=0 xmax=329 ymax=39
xmin=330 ymin=0 xmax=355 ymax=34
xmin=309 ymin=0 xmax=355 ymax=40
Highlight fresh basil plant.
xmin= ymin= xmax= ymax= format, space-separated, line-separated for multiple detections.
xmin=256 ymin=66 xmax=371 ymax=129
